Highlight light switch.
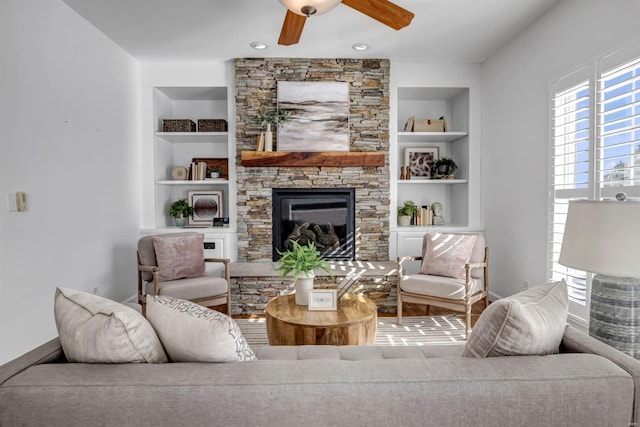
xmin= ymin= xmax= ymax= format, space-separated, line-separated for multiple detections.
xmin=8 ymin=193 xmax=17 ymax=211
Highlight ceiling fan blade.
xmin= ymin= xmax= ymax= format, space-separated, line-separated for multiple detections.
xmin=342 ymin=0 xmax=414 ymax=30
xmin=278 ymin=10 xmax=307 ymax=46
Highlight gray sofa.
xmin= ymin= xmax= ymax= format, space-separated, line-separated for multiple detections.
xmin=1 ymin=326 xmax=640 ymax=427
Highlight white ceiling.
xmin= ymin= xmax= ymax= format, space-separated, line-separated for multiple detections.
xmin=61 ymin=0 xmax=560 ymax=63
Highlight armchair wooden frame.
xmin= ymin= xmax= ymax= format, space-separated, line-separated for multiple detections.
xmin=137 ymin=254 xmax=231 ymax=316
xmin=397 ymin=247 xmax=489 ymax=339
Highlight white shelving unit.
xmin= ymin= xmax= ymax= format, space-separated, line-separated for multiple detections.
xmin=390 ymin=86 xmax=482 ymax=259
xmin=142 ymin=86 xmax=236 ymax=259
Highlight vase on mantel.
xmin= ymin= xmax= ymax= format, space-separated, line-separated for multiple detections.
xmin=265 ymin=123 xmax=273 ymax=152
xmin=295 ymin=271 xmax=314 ymax=305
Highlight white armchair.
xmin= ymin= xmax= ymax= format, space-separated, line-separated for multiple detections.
xmin=397 ymin=231 xmax=489 ymax=338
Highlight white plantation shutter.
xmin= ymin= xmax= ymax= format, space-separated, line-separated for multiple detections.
xmin=548 ymin=41 xmax=640 ymax=324
xmin=598 ymin=56 xmax=640 ymax=195
xmin=550 ymin=78 xmax=590 ymax=306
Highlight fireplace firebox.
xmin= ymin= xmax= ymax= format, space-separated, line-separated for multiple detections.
xmin=272 ymin=188 xmax=355 ymax=261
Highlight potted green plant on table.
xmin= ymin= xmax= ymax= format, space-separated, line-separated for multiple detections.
xmin=433 ymin=157 xmax=458 ymax=179
xmin=397 ymin=200 xmax=417 ymax=226
xmin=168 ymin=198 xmax=194 ymax=228
xmin=277 ymin=240 xmax=332 ymax=305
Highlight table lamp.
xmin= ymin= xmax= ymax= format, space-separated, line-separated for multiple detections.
xmin=559 ymin=197 xmax=640 ymax=358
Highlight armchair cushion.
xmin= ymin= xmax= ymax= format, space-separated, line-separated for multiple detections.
xmin=400 ymin=275 xmax=483 ymax=300
xmin=152 ymin=233 xmax=205 ymax=281
xmin=54 ymin=288 xmax=168 ymax=364
xmin=420 ymin=232 xmax=477 ymax=279
xmin=145 ymin=275 xmax=229 ymax=300
xmin=462 ymin=280 xmax=568 ymax=358
xmin=147 ymin=295 xmax=256 ymax=363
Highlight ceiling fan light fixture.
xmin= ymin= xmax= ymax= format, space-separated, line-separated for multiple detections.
xmin=279 ymin=0 xmax=341 ymax=17
xmin=249 ymin=41 xmax=268 ymax=50
xmin=352 ymin=42 xmax=370 ymax=51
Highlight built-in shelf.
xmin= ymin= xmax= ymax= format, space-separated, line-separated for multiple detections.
xmin=398 ymin=179 xmax=468 ymax=185
xmin=155 ymin=132 xmax=228 ymax=143
xmin=397 ymin=132 xmax=468 ymax=143
xmin=241 ymin=151 xmax=385 ymax=167
xmin=157 ymin=180 xmax=229 ymax=185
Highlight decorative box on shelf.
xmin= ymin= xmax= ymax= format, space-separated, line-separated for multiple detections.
xmin=163 ymin=119 xmax=196 ymax=132
xmin=198 ymin=119 xmax=228 ymax=132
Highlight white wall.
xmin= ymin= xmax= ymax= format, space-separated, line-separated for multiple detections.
xmin=0 ymin=0 xmax=140 ymax=364
xmin=482 ymin=0 xmax=640 ymax=300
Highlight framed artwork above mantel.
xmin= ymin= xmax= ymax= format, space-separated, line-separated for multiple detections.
xmin=277 ymin=81 xmax=349 ymax=152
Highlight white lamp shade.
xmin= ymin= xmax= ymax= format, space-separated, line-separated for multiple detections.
xmin=559 ymin=200 xmax=640 ymax=278
xmin=279 ymin=0 xmax=342 ymax=16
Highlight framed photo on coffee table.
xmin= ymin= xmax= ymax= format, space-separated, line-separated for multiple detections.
xmin=308 ymin=289 xmax=337 ymax=311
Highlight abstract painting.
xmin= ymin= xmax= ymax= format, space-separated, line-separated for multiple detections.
xmin=187 ymin=190 xmax=223 ymax=226
xmin=277 ymin=81 xmax=349 ymax=152
xmin=404 ymin=147 xmax=440 ymax=179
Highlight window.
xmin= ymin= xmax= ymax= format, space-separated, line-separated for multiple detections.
xmin=549 ymin=41 xmax=640 ymax=324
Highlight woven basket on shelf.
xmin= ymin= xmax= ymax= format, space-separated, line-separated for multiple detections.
xmin=163 ymin=119 xmax=196 ymax=132
xmin=198 ymin=119 xmax=228 ymax=132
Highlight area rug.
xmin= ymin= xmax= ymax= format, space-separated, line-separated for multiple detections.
xmin=235 ymin=315 xmax=466 ymax=347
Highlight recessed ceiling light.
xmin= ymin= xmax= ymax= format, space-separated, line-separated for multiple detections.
xmin=250 ymin=42 xmax=268 ymax=50
xmin=352 ymin=43 xmax=370 ymax=51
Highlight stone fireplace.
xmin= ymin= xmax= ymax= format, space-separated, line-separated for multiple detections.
xmin=272 ymin=188 xmax=355 ymax=261
xmin=234 ymin=58 xmax=391 ymax=262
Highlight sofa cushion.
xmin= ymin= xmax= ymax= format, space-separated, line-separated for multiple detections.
xmin=146 ymin=295 xmax=256 ymax=362
xmin=420 ymin=232 xmax=477 ymax=279
xmin=152 ymin=233 xmax=206 ymax=281
xmin=53 ymin=287 xmax=167 ymax=363
xmin=462 ymin=280 xmax=568 ymax=358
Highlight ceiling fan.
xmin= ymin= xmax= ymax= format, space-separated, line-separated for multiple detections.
xmin=278 ymin=0 xmax=415 ymax=46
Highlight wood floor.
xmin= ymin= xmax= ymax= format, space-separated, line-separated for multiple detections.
xmin=226 ymin=301 xmax=487 ymax=327
xmin=392 ymin=302 xmax=486 ymax=328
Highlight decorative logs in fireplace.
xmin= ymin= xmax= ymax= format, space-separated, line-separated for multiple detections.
xmin=285 ymin=222 xmax=340 ymax=251
xmin=273 ymin=188 xmax=355 ymax=261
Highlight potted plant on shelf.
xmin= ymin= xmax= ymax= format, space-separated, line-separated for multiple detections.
xmin=398 ymin=201 xmax=417 ymax=226
xmin=254 ymin=107 xmax=291 ymax=152
xmin=207 ymin=166 xmax=224 ymax=179
xmin=168 ymin=198 xmax=194 ymax=228
xmin=276 ymin=240 xmax=332 ymax=305
xmin=433 ymin=157 xmax=458 ymax=179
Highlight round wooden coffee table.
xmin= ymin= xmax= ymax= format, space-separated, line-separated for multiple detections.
xmin=265 ymin=293 xmax=377 ymax=345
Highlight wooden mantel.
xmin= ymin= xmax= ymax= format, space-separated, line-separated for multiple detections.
xmin=240 ymin=151 xmax=385 ymax=167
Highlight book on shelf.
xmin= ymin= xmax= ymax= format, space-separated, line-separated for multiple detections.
xmin=256 ymin=133 xmax=265 ymax=152
xmin=403 ymin=116 xmax=415 ymax=132
xmin=413 ymin=206 xmax=432 ymax=226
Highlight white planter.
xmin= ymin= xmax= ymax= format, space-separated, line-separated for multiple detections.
xmin=398 ymin=215 xmax=412 ymax=226
xmin=265 ymin=123 xmax=273 ymax=152
xmin=295 ymin=271 xmax=315 ymax=305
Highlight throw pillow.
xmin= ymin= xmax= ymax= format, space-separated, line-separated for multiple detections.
xmin=152 ymin=233 xmax=205 ymax=281
xmin=420 ymin=232 xmax=477 ymax=279
xmin=54 ymin=287 xmax=168 ymax=363
xmin=146 ymin=295 xmax=256 ymax=362
xmin=462 ymin=280 xmax=569 ymax=358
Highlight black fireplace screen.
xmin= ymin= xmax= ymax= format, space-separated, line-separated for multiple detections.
xmin=272 ymin=188 xmax=355 ymax=261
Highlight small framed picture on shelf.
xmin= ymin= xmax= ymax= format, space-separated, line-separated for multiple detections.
xmin=187 ymin=190 xmax=223 ymax=226
xmin=308 ymin=289 xmax=338 ymax=311
xmin=404 ymin=147 xmax=440 ymax=180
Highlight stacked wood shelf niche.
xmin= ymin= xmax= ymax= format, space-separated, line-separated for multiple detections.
xmin=241 ymin=151 xmax=384 ymax=167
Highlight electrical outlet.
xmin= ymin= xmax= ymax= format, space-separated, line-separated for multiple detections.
xmin=93 ymin=285 xmax=99 ymax=295
xmin=523 ymin=280 xmax=530 ymax=290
